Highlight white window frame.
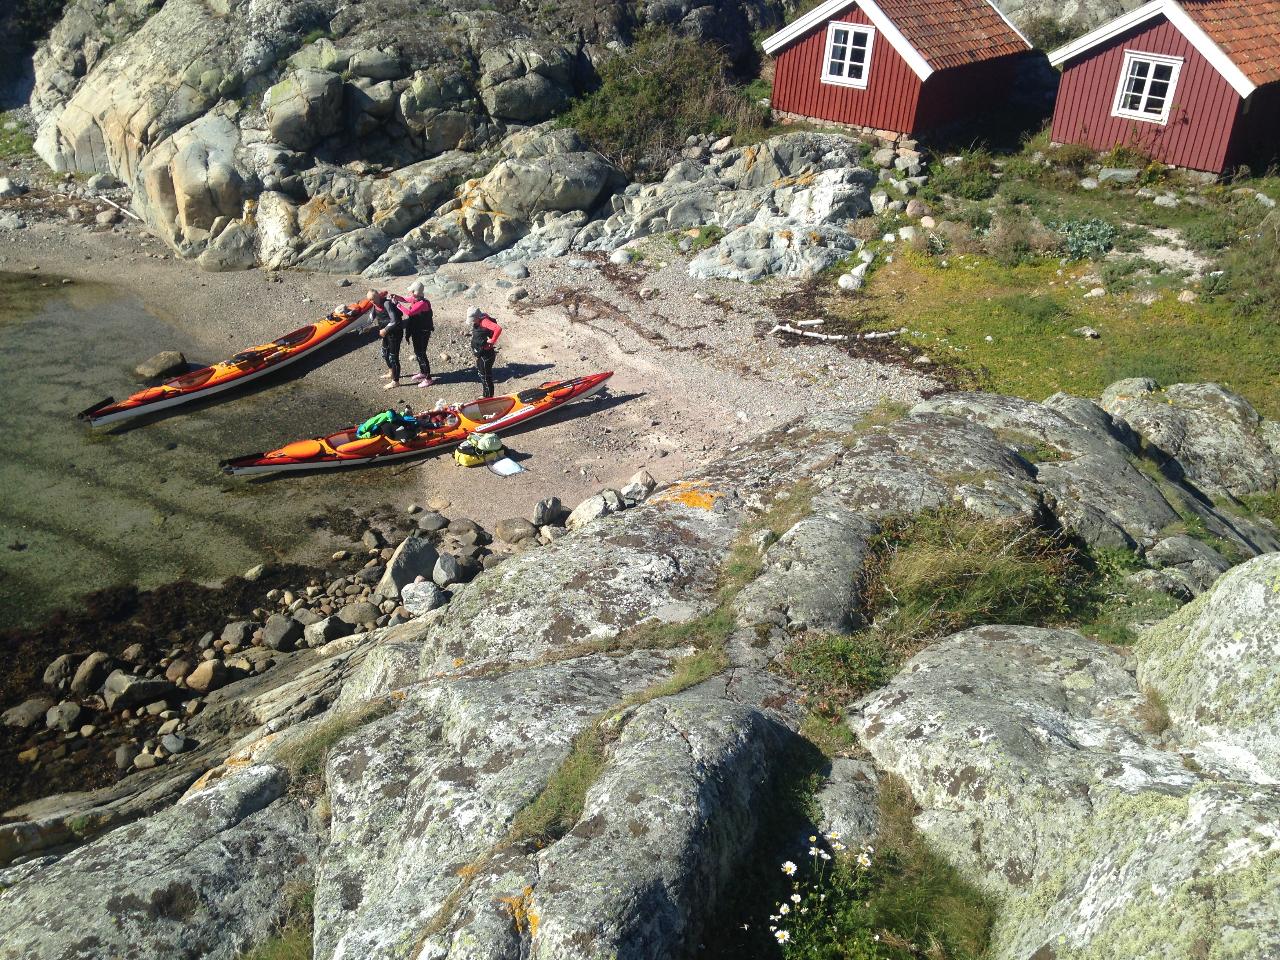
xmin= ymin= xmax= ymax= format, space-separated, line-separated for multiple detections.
xmin=1111 ymin=49 xmax=1183 ymax=125
xmin=821 ymin=21 xmax=875 ymax=89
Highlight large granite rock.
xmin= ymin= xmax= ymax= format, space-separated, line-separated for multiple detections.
xmin=0 ymin=766 xmax=316 ymax=960
xmin=857 ymin=623 xmax=1280 ymax=960
xmin=1138 ymin=553 xmax=1280 ymax=781
xmin=1101 ymin=379 xmax=1280 ymax=498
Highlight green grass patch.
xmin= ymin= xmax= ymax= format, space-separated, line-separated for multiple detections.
xmin=239 ymin=883 xmax=313 ymax=960
xmin=769 ymin=775 xmax=994 ymax=959
xmin=851 ymin=249 xmax=1280 ymax=417
xmin=921 ymin=150 xmax=998 ymax=202
xmin=1239 ymin=490 xmax=1280 ymax=527
xmin=0 ymin=112 xmax=36 ymax=160
xmin=282 ymin=699 xmax=395 ymax=791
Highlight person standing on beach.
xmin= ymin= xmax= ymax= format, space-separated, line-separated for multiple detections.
xmin=368 ymin=289 xmax=405 ymax=390
xmin=468 ymin=306 xmax=503 ymax=399
xmin=400 ymin=280 xmax=435 ymax=388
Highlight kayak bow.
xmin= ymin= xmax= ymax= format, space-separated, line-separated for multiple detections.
xmin=220 ymin=371 xmax=613 ymax=476
xmin=79 ymin=300 xmax=373 ymax=427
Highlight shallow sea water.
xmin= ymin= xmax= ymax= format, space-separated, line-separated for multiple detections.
xmin=0 ymin=271 xmax=410 ymax=627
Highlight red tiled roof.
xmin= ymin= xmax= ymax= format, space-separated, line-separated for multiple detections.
xmin=1182 ymin=0 xmax=1280 ymax=86
xmin=873 ymin=0 xmax=1030 ymax=70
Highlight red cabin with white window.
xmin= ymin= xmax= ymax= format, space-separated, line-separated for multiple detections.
xmin=761 ymin=0 xmax=1033 ymax=136
xmin=1049 ymin=0 xmax=1280 ymax=172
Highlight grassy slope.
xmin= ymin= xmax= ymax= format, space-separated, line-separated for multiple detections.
xmin=861 ymin=251 xmax=1280 ymax=415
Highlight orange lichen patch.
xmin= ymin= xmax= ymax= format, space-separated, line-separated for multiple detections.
xmin=390 ymin=689 xmax=409 ymax=702
xmin=497 ymin=886 xmax=541 ymax=938
xmin=772 ymin=170 xmax=818 ymax=189
xmin=653 ymin=481 xmax=725 ymax=511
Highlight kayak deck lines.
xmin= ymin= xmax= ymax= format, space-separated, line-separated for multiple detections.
xmin=78 ymin=300 xmax=373 ymax=428
xmin=220 ymin=371 xmax=613 ymax=476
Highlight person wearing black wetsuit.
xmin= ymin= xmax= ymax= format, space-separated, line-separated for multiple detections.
xmin=467 ymin=306 xmax=503 ymax=399
xmin=368 ymin=289 xmax=405 ymax=390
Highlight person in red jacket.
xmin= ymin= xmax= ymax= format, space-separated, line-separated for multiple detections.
xmin=467 ymin=306 xmax=503 ymax=398
xmin=399 ymin=280 xmax=435 ymax=387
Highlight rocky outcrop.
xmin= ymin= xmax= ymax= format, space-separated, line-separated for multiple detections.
xmin=1138 ymin=554 xmax=1280 ymax=781
xmin=857 ymin=618 xmax=1280 ymax=960
xmin=27 ymin=0 xmax=792 ymax=272
xmin=2 ymin=381 xmax=1277 ymax=958
xmin=1101 ymin=378 xmax=1280 ymax=498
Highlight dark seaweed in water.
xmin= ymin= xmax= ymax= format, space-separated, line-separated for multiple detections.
xmin=0 ymin=564 xmax=322 ymax=812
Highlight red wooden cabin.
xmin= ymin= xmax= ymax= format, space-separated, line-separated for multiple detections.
xmin=761 ymin=0 xmax=1032 ymax=136
xmin=1049 ymin=0 xmax=1280 ymax=173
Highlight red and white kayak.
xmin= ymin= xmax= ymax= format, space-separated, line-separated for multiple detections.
xmin=220 ymin=371 xmax=613 ymax=476
xmin=79 ymin=300 xmax=373 ymax=427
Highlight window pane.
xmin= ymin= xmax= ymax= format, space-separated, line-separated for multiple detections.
xmin=1147 ymin=79 xmax=1169 ymax=100
xmin=1153 ymin=63 xmax=1173 ymax=81
xmin=828 ymin=59 xmax=845 ymax=76
xmin=851 ymin=33 xmax=867 ymax=49
xmin=833 ymin=28 xmax=848 ymax=45
xmin=850 ymin=64 xmax=863 ymax=79
xmin=1123 ymin=93 xmax=1143 ymax=110
xmin=1143 ymin=95 xmax=1166 ymax=114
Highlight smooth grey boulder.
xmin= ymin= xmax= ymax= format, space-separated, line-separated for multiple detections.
xmin=1146 ymin=533 xmax=1231 ymax=594
xmin=69 ymin=651 xmax=113 ymax=696
xmin=915 ymin=392 xmax=1180 ymax=550
xmin=261 ymin=614 xmax=302 ymax=651
xmin=348 ymin=49 xmax=404 ymax=81
xmin=221 ymin=621 xmax=253 ymax=646
xmin=1100 ymin=379 xmax=1280 ymax=497
xmin=374 ymin=535 xmax=439 ymax=601
xmin=102 ymin=670 xmax=175 ymax=712
xmin=45 ymin=702 xmax=82 ymax=732
xmin=857 ymin=624 xmax=1280 ymax=960
xmin=337 ymin=601 xmax=380 ymax=627
xmin=431 ymin=553 xmax=468 ymax=589
xmin=0 ymin=766 xmax=316 ymax=960
xmin=185 ymin=659 xmax=229 ymax=694
xmin=532 ymin=496 xmax=563 ymax=527
xmin=264 ymin=68 xmax=343 ymax=151
xmin=1138 ymin=554 xmax=1280 ymax=780
xmin=494 ymin=517 xmax=537 ymax=544
xmin=42 ymin=654 xmax=76 ymax=692
xmin=416 ymin=510 xmax=449 ymax=533
xmin=566 ymin=493 xmax=614 ymax=530
xmin=2 ymin=697 xmax=54 ymax=729
xmin=303 ymin=616 xmax=356 ymax=648
xmin=400 ymin=581 xmax=447 ymax=616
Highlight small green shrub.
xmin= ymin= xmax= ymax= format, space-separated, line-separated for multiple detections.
xmin=868 ymin=509 xmax=1083 ymax=653
xmin=562 ymin=27 xmax=769 ymax=179
xmin=240 ymin=884 xmax=314 ymax=960
xmin=994 ymin=293 xmax=1069 ymax=332
xmin=1052 ymin=142 xmax=1098 ymax=174
xmin=1206 ymin=212 xmax=1280 ymax=316
xmin=1138 ymin=686 xmax=1171 ymax=735
xmin=1100 ymin=256 xmax=1149 ymax=292
xmin=1022 ymin=14 xmax=1082 ymax=51
xmin=767 ymin=776 xmax=993 ymax=958
xmin=1048 ymin=217 xmax=1119 ymax=260
xmin=1182 ymin=219 xmax=1237 ymax=252
xmin=922 ymin=150 xmax=998 ymax=202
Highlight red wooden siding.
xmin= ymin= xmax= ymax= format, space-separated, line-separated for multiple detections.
xmin=771 ymin=4 xmax=924 ymax=133
xmin=1050 ymin=15 xmax=1243 ymax=172
xmin=914 ymin=54 xmax=1022 ymax=132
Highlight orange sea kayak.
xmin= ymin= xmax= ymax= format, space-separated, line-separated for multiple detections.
xmin=219 ymin=371 xmax=614 ymax=476
xmin=78 ymin=300 xmax=374 ymax=427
